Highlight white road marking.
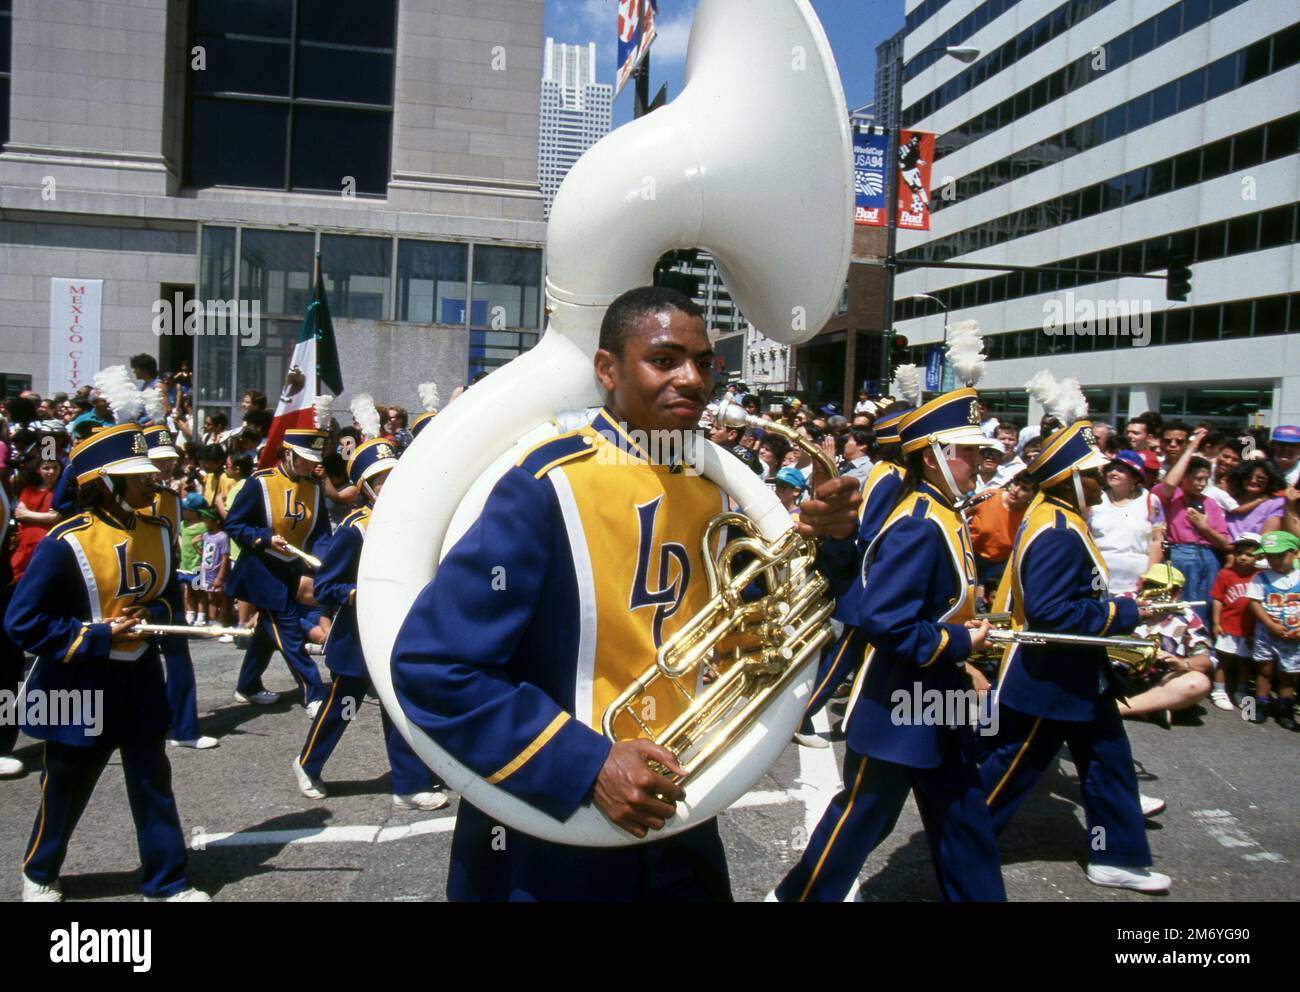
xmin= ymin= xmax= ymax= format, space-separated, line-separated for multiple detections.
xmin=190 ymin=817 xmax=456 ymax=849
xmin=1190 ymin=808 xmax=1288 ymax=864
xmin=731 ymin=789 xmax=791 ymax=809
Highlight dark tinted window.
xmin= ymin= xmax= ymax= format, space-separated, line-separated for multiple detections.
xmin=188 ymin=100 xmax=289 ymax=189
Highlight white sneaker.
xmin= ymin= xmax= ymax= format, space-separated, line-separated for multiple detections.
xmin=793 ymin=732 xmax=830 ymax=749
xmin=1086 ymin=864 xmax=1172 ymax=893
xmin=168 ymin=736 xmax=219 ymax=750
xmin=185 ymin=611 xmax=196 ymax=625
xmin=234 ymin=689 xmax=278 ymax=706
xmin=22 ymin=874 xmax=63 ymax=902
xmin=292 ymin=757 xmax=326 ymax=800
xmin=195 ymin=614 xmax=207 ymax=626
xmin=0 ymin=756 xmax=25 ymax=778
xmin=305 ymin=699 xmax=323 ymax=720
xmin=218 ymin=634 xmax=234 ymax=644
xmin=392 ymin=790 xmax=449 ymax=811
xmin=144 ymin=887 xmax=211 ymax=902
xmin=1139 ymin=794 xmax=1166 ymax=817
xmin=1210 ymin=689 xmax=1234 ymax=711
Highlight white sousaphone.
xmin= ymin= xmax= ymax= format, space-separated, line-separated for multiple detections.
xmin=357 ymin=0 xmax=853 ymax=846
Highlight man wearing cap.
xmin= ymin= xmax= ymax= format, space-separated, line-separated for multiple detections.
xmin=140 ymin=424 xmax=218 ymax=751
xmin=292 ymin=439 xmax=448 ymax=809
xmin=1115 ymin=564 xmax=1213 ymax=721
xmin=1270 ymin=425 xmax=1300 ymax=487
xmin=225 ymin=426 xmax=331 ymax=713
xmin=980 ymin=418 xmax=1171 ymax=894
xmin=6 ymin=424 xmax=207 ymax=901
xmin=777 ymin=387 xmax=1005 ymax=902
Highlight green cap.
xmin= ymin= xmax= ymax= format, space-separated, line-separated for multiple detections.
xmin=1259 ymin=531 xmax=1300 ymax=555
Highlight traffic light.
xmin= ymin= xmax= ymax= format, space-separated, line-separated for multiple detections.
xmin=1165 ymin=251 xmax=1192 ymax=302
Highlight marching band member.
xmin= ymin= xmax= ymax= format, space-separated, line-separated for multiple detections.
xmin=776 ymin=386 xmax=1004 ymax=902
xmin=292 ymin=438 xmax=447 ymax=810
xmin=409 ymin=382 xmax=439 ymax=441
xmin=980 ymin=373 xmax=1170 ymax=894
xmin=799 ymin=378 xmax=918 ymax=734
xmin=7 ymin=424 xmax=207 ymax=901
xmin=225 ymin=422 xmax=330 ymax=714
xmin=143 ymin=424 xmax=217 ymax=750
xmin=390 ymin=287 xmax=859 ymax=901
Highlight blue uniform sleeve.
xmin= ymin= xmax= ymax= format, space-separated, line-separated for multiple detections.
xmin=1021 ymin=529 xmax=1140 ymax=637
xmin=391 ymin=466 xmax=612 ymax=823
xmin=860 ymin=516 xmax=972 ymax=668
xmin=813 ymin=535 xmax=857 ymax=599
xmin=858 ymin=469 xmax=903 ymax=546
xmin=224 ymin=477 xmax=272 ymax=551
xmin=313 ymin=523 xmax=360 ymax=610
xmin=4 ymin=538 xmax=109 ymax=663
xmin=306 ymin=488 xmax=333 ymax=558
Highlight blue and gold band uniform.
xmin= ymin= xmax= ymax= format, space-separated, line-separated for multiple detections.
xmin=297 ymin=440 xmax=436 ymax=797
xmin=391 ymin=409 xmax=740 ymax=901
xmin=5 ymin=425 xmax=197 ymax=898
xmin=979 ymin=421 xmax=1151 ymax=870
xmin=142 ymin=424 xmax=202 ymax=742
xmin=777 ymin=389 xmax=1005 ymax=902
xmin=225 ymin=431 xmax=331 ymax=707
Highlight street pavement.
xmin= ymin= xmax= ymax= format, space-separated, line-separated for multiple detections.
xmin=1 ymin=639 xmax=1296 ymax=902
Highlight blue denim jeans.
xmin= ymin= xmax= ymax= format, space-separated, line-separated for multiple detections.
xmin=1169 ymin=544 xmax=1219 ymax=626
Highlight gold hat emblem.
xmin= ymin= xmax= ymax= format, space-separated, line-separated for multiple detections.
xmin=967 ymin=399 xmax=981 ymax=426
xmin=131 ymin=433 xmax=148 ymax=455
xmin=376 ymin=444 xmax=393 ymax=459
xmin=1081 ymin=426 xmax=1097 ymax=448
xmin=311 ymin=436 xmax=325 ymax=450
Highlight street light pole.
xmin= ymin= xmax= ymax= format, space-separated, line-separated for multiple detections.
xmin=878 ymin=43 xmax=981 ymax=394
xmin=911 ymin=292 xmax=950 ymax=391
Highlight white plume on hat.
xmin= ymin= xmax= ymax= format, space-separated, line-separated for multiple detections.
xmin=945 ymin=320 xmax=986 ymax=388
xmin=314 ymin=395 xmax=333 ymax=431
xmin=417 ymin=382 xmax=439 ymax=413
xmin=350 ymin=393 xmax=381 ymax=440
xmin=892 ymin=364 xmax=923 ymax=408
xmin=93 ymin=365 xmax=143 ymax=424
xmin=1025 ymin=370 xmax=1089 ymax=425
xmin=141 ymin=385 xmax=166 ymax=424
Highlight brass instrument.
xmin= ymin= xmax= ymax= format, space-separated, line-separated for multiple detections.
xmin=282 ymin=542 xmax=321 ymax=570
xmin=602 ymin=400 xmax=840 ymax=785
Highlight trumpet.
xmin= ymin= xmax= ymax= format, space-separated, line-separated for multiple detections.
xmin=133 ymin=623 xmax=249 ymax=639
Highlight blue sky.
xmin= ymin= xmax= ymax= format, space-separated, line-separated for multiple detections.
xmin=542 ymin=0 xmax=904 ymax=126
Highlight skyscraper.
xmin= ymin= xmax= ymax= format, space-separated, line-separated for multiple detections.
xmin=538 ymin=38 xmax=613 ymax=217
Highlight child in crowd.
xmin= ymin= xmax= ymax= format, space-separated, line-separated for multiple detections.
xmin=199 ymin=508 xmax=231 ymax=637
xmin=1244 ymin=531 xmax=1300 ymax=730
xmin=179 ymin=493 xmax=208 ymax=625
xmin=222 ymin=454 xmax=256 ymax=631
xmin=772 ymin=466 xmax=807 ymax=519
xmin=200 ymin=443 xmax=233 ymax=517
xmin=1209 ymin=532 xmax=1261 ymax=710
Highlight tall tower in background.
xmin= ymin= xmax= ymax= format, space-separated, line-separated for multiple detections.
xmin=873 ymin=28 xmax=905 ymax=130
xmin=538 ymin=38 xmax=613 ymax=217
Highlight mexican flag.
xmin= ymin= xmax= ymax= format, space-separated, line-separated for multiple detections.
xmin=259 ymin=253 xmax=344 ymax=468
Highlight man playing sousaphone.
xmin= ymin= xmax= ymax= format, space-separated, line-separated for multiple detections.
xmin=390 ymin=287 xmax=860 ymax=901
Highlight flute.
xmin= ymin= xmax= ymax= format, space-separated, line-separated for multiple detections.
xmin=134 ymin=624 xmax=249 ymax=639
xmin=281 ymin=542 xmax=322 ymax=570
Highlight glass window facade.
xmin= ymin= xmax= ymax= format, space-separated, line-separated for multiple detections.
xmin=195 ymin=228 xmax=543 ymax=423
xmin=185 ymin=0 xmax=396 ymax=195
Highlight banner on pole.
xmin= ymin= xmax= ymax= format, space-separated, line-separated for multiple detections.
xmin=616 ymin=0 xmax=658 ymax=96
xmin=853 ymin=129 xmax=888 ymax=227
xmin=895 ymin=129 xmax=935 ymax=231
xmin=924 ymin=344 xmax=943 ymax=393
xmin=48 ymin=278 xmax=102 ymax=396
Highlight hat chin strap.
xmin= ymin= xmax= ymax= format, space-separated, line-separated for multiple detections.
xmin=99 ymin=475 xmax=136 ymax=517
xmin=360 ymin=479 xmax=378 ymax=505
xmin=1071 ymin=467 xmax=1087 ymax=513
xmin=929 ymin=439 xmax=966 ymax=503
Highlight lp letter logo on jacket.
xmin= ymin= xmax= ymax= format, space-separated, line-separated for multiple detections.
xmin=115 ymin=542 xmax=158 ymax=604
xmin=283 ymin=490 xmax=307 ymax=526
xmin=629 ymin=497 xmax=690 ymax=647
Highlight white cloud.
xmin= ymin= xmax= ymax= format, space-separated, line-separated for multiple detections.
xmin=649 ymin=2 xmax=696 ymax=65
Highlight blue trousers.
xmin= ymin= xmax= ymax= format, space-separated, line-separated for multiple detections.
xmin=799 ymin=627 xmax=865 ymax=735
xmin=980 ymin=702 xmax=1151 ymax=868
xmin=298 ymin=674 xmax=434 ymax=796
xmin=0 ymin=642 xmax=22 ymax=757
xmin=1169 ymin=544 xmax=1218 ymax=627
xmin=236 ymin=606 xmax=325 ymax=706
xmin=448 ymin=801 xmax=733 ymax=902
xmin=23 ymin=738 xmax=192 ymax=897
xmin=777 ymin=743 xmax=1006 ymax=902
xmin=163 ymin=646 xmax=201 ymax=741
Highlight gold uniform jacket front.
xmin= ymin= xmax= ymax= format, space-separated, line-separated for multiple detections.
xmin=391 ymin=409 xmax=729 ymax=822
